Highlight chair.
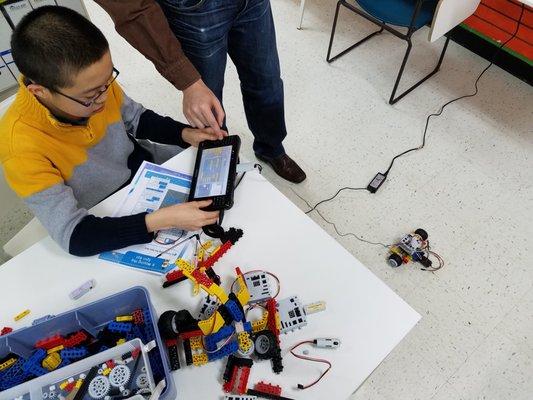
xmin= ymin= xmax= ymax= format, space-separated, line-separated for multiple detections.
xmin=326 ymin=0 xmax=450 ymax=104
xmin=0 ymin=95 xmax=47 ymax=258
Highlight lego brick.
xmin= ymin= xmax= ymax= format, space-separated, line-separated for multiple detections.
xmin=251 ymin=310 xmax=269 ymax=333
xmin=64 ymin=331 xmax=89 ymax=348
xmin=237 ymin=331 xmax=253 ymax=355
xmin=14 ymin=309 xmax=30 ymax=321
xmin=42 ymin=352 xmax=62 ymax=371
xmin=204 ymin=325 xmax=234 ymax=351
xmin=223 ymin=365 xmax=238 ymax=393
xmin=254 ymin=381 xmax=282 ymax=396
xmin=237 ymin=366 xmax=251 ymax=395
xmin=226 ymin=299 xmax=244 ymax=322
xmin=0 ymin=356 xmax=17 ymax=371
xmin=180 ymin=329 xmax=204 ymax=340
xmin=0 ymin=327 xmax=13 ymax=336
xmin=132 ymin=309 xmax=144 ymax=325
xmin=167 ymin=343 xmax=180 ymax=371
xmin=107 ymin=321 xmax=132 ymax=333
xmin=192 ymin=353 xmax=208 ymax=366
xmin=47 ymin=345 xmax=64 ymax=354
xmin=60 ymin=347 xmax=88 ymax=359
xmin=183 ymin=339 xmax=193 ymax=366
xmin=199 ymin=240 xmax=233 ymax=269
xmin=35 ymin=335 xmax=65 ymax=350
xmin=225 ymin=396 xmax=257 ymax=400
xmin=207 ymin=340 xmax=239 ymax=361
xmin=223 ymin=356 xmax=237 ymax=382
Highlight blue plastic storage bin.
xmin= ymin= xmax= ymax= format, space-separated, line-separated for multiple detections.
xmin=0 ymin=286 xmax=176 ymax=400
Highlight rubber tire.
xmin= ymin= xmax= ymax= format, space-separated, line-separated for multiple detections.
xmin=157 ymin=310 xmax=178 ymax=339
xmin=414 ymin=228 xmax=428 ymax=241
xmin=388 ymin=253 xmax=404 ymax=268
xmin=253 ymin=330 xmax=277 ymax=360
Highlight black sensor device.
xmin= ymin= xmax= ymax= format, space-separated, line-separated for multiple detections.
xmin=188 ymin=135 xmax=241 ymax=211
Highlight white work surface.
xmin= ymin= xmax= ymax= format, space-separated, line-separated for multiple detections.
xmin=0 ymin=148 xmax=420 ymax=399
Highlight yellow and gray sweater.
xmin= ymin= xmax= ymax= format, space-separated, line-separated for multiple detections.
xmin=0 ymin=80 xmax=189 ymax=256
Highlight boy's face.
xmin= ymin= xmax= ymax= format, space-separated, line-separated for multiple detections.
xmin=28 ymin=51 xmax=114 ymax=120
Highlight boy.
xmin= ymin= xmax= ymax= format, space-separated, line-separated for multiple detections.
xmin=0 ymin=6 xmax=224 ymax=256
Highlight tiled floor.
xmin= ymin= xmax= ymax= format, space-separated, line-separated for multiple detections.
xmin=1 ymin=0 xmax=532 ymax=398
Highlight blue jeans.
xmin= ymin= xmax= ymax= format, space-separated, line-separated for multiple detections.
xmin=157 ymin=0 xmax=287 ymax=158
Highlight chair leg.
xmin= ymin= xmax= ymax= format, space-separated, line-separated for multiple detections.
xmin=389 ymin=35 xmax=451 ymax=105
xmin=297 ymin=0 xmax=307 ymax=30
xmin=326 ymin=0 xmax=384 ymax=63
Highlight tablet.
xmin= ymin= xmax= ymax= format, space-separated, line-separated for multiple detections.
xmin=188 ymin=135 xmax=241 ymax=211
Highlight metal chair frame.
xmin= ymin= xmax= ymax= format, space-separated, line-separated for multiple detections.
xmin=326 ymin=0 xmax=450 ymax=104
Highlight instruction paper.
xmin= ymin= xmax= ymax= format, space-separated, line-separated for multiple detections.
xmin=99 ymin=161 xmax=195 ymax=274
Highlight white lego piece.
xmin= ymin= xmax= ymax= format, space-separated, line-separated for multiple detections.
xmin=244 ymin=272 xmax=272 ymax=303
xmin=277 ymin=295 xmax=307 ymax=334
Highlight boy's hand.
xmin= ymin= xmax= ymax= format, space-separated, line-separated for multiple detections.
xmin=145 ymin=200 xmax=219 ymax=232
xmin=182 ymin=127 xmax=227 ymax=147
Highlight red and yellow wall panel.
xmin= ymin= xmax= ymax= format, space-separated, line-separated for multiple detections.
xmin=463 ymin=0 xmax=532 ymax=63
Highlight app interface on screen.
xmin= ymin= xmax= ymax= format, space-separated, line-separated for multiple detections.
xmin=194 ymin=145 xmax=232 ymax=198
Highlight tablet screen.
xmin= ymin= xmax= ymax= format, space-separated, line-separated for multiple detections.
xmin=194 ymin=145 xmax=232 ymax=198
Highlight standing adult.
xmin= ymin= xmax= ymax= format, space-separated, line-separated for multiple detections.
xmin=95 ymin=0 xmax=306 ymax=183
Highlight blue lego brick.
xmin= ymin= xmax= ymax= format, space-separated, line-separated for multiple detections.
xmin=142 ymin=308 xmax=156 ymax=341
xmin=0 ymin=358 xmax=27 ymax=390
xmin=225 ymin=300 xmax=244 ymax=322
xmin=22 ymin=349 xmax=48 ymax=376
xmin=204 ymin=325 xmax=234 ymax=351
xmin=60 ymin=347 xmax=88 ymax=359
xmin=107 ymin=321 xmax=132 ymax=333
xmin=207 ymin=340 xmax=238 ymax=361
xmin=243 ymin=322 xmax=252 ymax=332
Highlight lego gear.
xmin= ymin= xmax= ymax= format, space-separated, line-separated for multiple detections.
xmin=136 ymin=373 xmax=149 ymax=389
xmin=88 ymin=376 xmax=110 ymax=399
xmin=108 ymin=365 xmax=131 ymax=387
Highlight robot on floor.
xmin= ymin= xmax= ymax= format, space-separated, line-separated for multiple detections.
xmin=387 ymin=228 xmax=433 ymax=269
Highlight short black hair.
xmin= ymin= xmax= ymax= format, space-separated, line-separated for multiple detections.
xmin=11 ymin=6 xmax=109 ymax=90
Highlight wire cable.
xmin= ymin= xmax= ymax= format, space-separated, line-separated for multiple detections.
xmin=289 ymin=4 xmax=525 ymax=255
xmin=289 ymin=340 xmax=333 ymax=390
xmin=290 ymin=187 xmax=391 ymax=249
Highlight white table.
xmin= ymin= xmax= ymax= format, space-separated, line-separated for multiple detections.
xmin=0 ymin=148 xmax=420 ymax=399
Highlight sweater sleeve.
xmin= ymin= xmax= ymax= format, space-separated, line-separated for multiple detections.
xmin=69 ymin=213 xmax=153 ymax=256
xmin=136 ymin=109 xmax=191 ymax=148
xmin=2 ymin=157 xmax=153 ymax=256
xmin=94 ymin=0 xmax=201 ymax=90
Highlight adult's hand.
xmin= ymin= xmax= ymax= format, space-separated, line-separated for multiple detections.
xmin=183 ymin=79 xmax=225 ymax=135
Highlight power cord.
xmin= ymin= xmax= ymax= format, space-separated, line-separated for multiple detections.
xmin=294 ymin=3 xmax=526 ymax=248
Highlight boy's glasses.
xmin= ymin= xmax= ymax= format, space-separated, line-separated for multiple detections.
xmin=54 ymin=67 xmax=120 ymax=108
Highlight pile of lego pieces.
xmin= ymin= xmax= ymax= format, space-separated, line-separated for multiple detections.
xmin=0 ymin=308 xmax=163 ymax=393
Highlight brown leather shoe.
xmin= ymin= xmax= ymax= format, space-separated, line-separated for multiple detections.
xmin=255 ymin=153 xmax=306 ymax=183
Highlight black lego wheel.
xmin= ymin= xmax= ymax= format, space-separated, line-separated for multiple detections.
xmin=157 ymin=310 xmax=178 ymax=339
xmin=388 ymin=253 xmax=404 ymax=268
xmin=414 ymin=228 xmax=428 ymax=241
xmin=253 ymin=330 xmax=277 ymax=360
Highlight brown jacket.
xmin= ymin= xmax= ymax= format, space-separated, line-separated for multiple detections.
xmin=94 ymin=0 xmax=201 ymax=90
